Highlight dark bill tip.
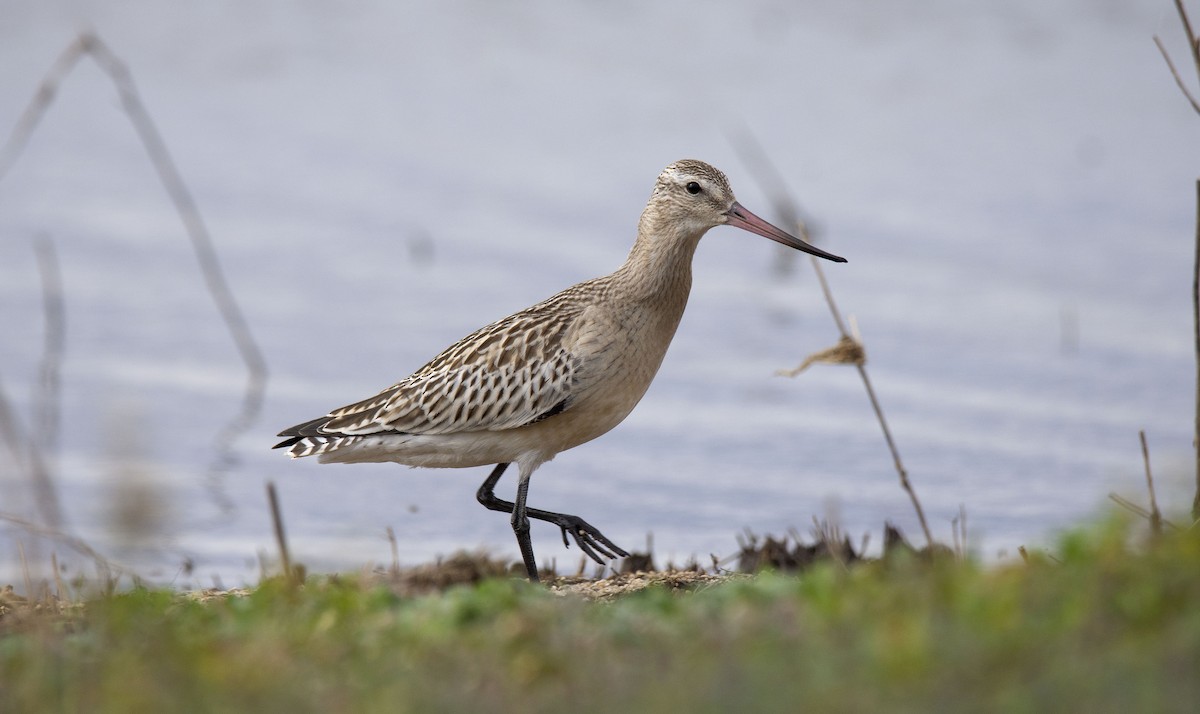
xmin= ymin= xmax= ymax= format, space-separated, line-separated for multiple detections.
xmin=725 ymin=202 xmax=847 ymax=263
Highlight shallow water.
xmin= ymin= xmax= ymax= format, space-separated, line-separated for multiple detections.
xmin=1 ymin=0 xmax=1197 ymax=587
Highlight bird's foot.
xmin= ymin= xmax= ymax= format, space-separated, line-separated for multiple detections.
xmin=552 ymin=514 xmax=630 ymax=566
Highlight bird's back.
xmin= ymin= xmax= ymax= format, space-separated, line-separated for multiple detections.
xmin=274 ymin=269 xmax=687 ymax=464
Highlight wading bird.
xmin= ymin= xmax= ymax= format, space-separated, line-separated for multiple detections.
xmin=275 ymin=159 xmax=846 ymax=581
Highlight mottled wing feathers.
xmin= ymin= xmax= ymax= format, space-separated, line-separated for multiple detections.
xmin=275 ymin=279 xmax=607 ymax=455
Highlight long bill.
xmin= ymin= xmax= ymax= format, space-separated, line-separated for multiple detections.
xmin=724 ymin=201 xmax=847 ymax=263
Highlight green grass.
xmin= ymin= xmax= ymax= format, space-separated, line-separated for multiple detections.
xmin=2 ymin=517 xmax=1199 ymax=713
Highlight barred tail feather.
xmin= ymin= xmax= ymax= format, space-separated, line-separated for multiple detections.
xmin=275 ymin=434 xmax=365 ymax=459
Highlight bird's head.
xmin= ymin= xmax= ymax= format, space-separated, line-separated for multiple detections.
xmin=645 ymin=159 xmax=846 ymax=263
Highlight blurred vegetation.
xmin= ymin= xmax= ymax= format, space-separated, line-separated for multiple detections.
xmin=1 ymin=516 xmax=1198 ymax=713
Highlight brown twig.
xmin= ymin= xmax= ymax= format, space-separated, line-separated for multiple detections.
xmin=18 ymin=541 xmax=34 ymax=602
xmin=1158 ymin=0 xmax=1200 ymax=523
xmin=850 ymin=348 xmax=933 ymax=544
xmin=1194 ymin=180 xmax=1200 ymax=521
xmin=1174 ymin=0 xmax=1200 ymax=76
xmin=266 ymin=481 xmax=296 ymax=585
xmin=1139 ymin=430 xmax=1163 ymax=535
xmin=50 ymin=551 xmax=69 ymax=605
xmin=951 ymin=505 xmax=968 ymax=560
xmin=1153 ymin=2 xmax=1200 ymax=521
xmin=1109 ymin=492 xmax=1153 ymax=520
xmin=811 ymin=256 xmax=933 ymax=547
xmin=1108 ymin=493 xmax=1181 ymax=531
xmin=1155 ymin=36 xmax=1200 ymax=115
xmin=732 ymin=136 xmax=935 ymax=549
xmin=386 ymin=526 xmax=401 ymax=578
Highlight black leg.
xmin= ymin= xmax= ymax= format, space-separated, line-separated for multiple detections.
xmin=476 ymin=463 xmax=629 ymax=578
xmin=512 ymin=469 xmax=538 ymax=581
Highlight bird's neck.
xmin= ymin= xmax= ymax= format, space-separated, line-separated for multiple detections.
xmin=613 ymin=215 xmax=705 ymax=304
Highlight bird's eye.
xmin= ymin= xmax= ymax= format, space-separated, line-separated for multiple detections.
xmin=685 ymin=181 xmax=702 ymax=195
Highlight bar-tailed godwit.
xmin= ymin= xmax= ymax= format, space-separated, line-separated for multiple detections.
xmin=275 ymin=159 xmax=846 ymax=581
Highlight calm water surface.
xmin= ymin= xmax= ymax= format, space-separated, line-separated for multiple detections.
xmin=0 ymin=1 xmax=1196 ymax=587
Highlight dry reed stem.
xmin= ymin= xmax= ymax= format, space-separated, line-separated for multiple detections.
xmin=1108 ymin=493 xmax=1152 ymax=520
xmin=386 ymin=526 xmax=401 ymax=577
xmin=727 ymin=130 xmax=819 ymax=277
xmin=33 ymin=234 xmax=64 ymax=457
xmin=1155 ymin=35 xmax=1200 ymax=115
xmin=0 ymin=237 xmax=69 ymax=576
xmin=1157 ymin=1 xmax=1200 ymax=521
xmin=1194 ymin=181 xmax=1200 ymax=521
xmin=0 ymin=512 xmax=141 ymax=578
xmin=812 ymin=257 xmax=935 ymax=549
xmin=1108 ymin=493 xmax=1181 ymax=532
xmin=31 ymin=235 xmax=65 ymax=531
xmin=731 ymin=135 xmax=935 ymax=549
xmin=1139 ymin=430 xmax=1163 ymax=535
xmin=811 ymin=516 xmax=849 ymax=571
xmin=50 ymin=551 xmax=68 ymax=604
xmin=0 ymin=382 xmax=56 ymax=528
xmin=17 ymin=542 xmax=33 ymax=602
xmin=266 ymin=481 xmax=296 ymax=585
xmin=1173 ymin=0 xmax=1200 ymax=78
xmin=0 ymin=31 xmax=268 ymax=515
xmin=951 ymin=505 xmax=969 ymax=560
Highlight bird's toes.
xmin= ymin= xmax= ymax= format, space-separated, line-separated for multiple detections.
xmin=556 ymin=516 xmax=629 ymax=564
